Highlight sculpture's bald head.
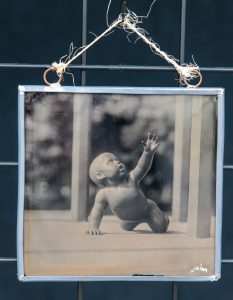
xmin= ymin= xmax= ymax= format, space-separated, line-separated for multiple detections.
xmin=89 ymin=152 xmax=126 ymax=186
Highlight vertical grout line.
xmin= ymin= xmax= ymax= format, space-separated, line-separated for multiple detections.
xmin=178 ymin=0 xmax=186 ymax=87
xmin=77 ymin=0 xmax=88 ymax=298
xmin=173 ymin=2 xmax=185 ymax=299
xmin=175 ymin=1 xmax=186 ymax=298
xmin=78 ymin=282 xmax=84 ymax=300
xmin=81 ymin=0 xmax=88 ymax=85
xmin=172 ymin=282 xmax=179 ymax=300
xmin=179 ymin=0 xmax=186 ymax=65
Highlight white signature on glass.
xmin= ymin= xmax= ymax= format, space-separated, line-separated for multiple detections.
xmin=190 ymin=264 xmax=208 ymax=273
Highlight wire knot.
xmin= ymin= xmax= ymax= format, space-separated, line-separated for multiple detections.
xmin=52 ymin=62 xmax=67 ymax=77
xmin=43 ymin=62 xmax=66 ymax=86
xmin=176 ymin=64 xmax=202 ymax=88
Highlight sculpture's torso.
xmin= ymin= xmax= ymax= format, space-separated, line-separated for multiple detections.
xmin=104 ymin=176 xmax=149 ymax=221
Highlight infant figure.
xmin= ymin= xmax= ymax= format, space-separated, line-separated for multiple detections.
xmin=87 ymin=133 xmax=169 ymax=235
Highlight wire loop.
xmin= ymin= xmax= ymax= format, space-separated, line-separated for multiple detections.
xmin=43 ymin=67 xmax=63 ymax=86
xmin=181 ymin=70 xmax=202 ymax=88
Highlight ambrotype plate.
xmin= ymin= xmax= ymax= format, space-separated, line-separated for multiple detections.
xmin=17 ymin=86 xmax=224 ymax=281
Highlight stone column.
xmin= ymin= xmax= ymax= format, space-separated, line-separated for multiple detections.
xmin=71 ymin=94 xmax=92 ymax=221
xmin=187 ymin=96 xmax=215 ymax=238
xmin=172 ymin=96 xmax=192 ymax=222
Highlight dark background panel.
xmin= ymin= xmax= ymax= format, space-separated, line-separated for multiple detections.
xmin=0 ymin=262 xmax=76 ymax=300
xmin=87 ymin=70 xmax=178 ymax=86
xmin=0 ymin=167 xmax=18 ymax=257
xmin=185 ymin=0 xmax=233 ymax=67
xmin=0 ymin=0 xmax=82 ymax=64
xmin=222 ymin=171 xmax=233 ymax=258
xmin=84 ymin=281 xmax=172 ymax=300
xmin=179 ymin=263 xmax=233 ymax=300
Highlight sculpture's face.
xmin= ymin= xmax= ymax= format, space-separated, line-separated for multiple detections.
xmin=97 ymin=153 xmax=126 ymax=180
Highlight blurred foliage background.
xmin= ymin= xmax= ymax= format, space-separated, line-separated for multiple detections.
xmin=25 ymin=93 xmax=73 ymax=209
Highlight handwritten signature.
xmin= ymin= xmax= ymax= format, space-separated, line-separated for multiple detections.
xmin=190 ymin=264 xmax=208 ymax=273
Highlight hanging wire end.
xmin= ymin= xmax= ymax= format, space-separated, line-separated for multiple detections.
xmin=120 ymin=1 xmax=127 ymax=16
xmin=119 ymin=0 xmax=127 ymax=25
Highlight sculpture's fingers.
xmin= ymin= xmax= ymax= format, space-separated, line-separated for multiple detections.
xmin=154 ymin=136 xmax=159 ymax=143
xmin=147 ymin=132 xmax=151 ymax=140
xmin=86 ymin=230 xmax=94 ymax=235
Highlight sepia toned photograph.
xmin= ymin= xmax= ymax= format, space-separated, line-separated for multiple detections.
xmin=17 ymin=87 xmax=224 ymax=281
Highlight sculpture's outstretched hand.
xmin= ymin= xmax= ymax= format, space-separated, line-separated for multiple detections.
xmin=141 ymin=133 xmax=159 ymax=152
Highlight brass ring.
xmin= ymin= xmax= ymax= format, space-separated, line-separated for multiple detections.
xmin=181 ymin=70 xmax=202 ymax=88
xmin=43 ymin=67 xmax=63 ymax=86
